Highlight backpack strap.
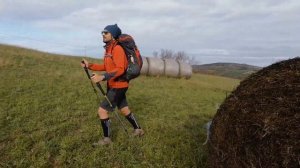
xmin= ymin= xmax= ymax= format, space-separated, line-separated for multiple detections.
xmin=110 ymin=43 xmax=128 ymax=82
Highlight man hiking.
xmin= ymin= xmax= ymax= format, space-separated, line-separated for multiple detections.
xmin=81 ymin=24 xmax=144 ymax=146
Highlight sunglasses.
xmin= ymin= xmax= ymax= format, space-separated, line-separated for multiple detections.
xmin=101 ymin=31 xmax=109 ymax=35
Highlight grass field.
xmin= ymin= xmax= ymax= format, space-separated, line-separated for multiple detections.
xmin=0 ymin=44 xmax=240 ymax=167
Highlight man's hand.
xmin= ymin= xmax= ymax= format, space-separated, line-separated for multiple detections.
xmin=81 ymin=59 xmax=89 ymax=68
xmin=91 ymin=73 xmax=105 ymax=83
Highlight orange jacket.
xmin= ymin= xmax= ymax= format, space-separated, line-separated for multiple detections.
xmin=88 ymin=40 xmax=128 ymax=88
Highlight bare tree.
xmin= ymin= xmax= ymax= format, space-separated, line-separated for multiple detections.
xmin=187 ymin=56 xmax=199 ymax=65
xmin=153 ymin=49 xmax=198 ymax=65
xmin=153 ymin=51 xmax=159 ymax=58
xmin=174 ymin=51 xmax=189 ymax=63
xmin=159 ymin=49 xmax=174 ymax=59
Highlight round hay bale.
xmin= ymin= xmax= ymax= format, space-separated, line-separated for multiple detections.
xmin=164 ymin=59 xmax=179 ymax=77
xmin=140 ymin=56 xmax=149 ymax=75
xmin=208 ymin=57 xmax=300 ymax=168
xmin=178 ymin=61 xmax=192 ymax=79
xmin=147 ymin=57 xmax=164 ymax=76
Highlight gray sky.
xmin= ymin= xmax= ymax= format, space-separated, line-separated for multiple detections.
xmin=0 ymin=0 xmax=299 ymax=66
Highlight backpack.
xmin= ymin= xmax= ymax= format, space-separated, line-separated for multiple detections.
xmin=116 ymin=34 xmax=143 ymax=81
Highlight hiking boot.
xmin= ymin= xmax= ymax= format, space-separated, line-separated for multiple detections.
xmin=92 ymin=137 xmax=112 ymax=146
xmin=132 ymin=129 xmax=145 ymax=137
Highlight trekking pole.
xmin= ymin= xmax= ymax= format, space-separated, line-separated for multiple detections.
xmin=81 ymin=62 xmax=101 ymax=101
xmin=81 ymin=61 xmax=129 ymax=135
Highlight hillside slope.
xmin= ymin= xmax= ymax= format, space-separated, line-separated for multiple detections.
xmin=192 ymin=63 xmax=261 ymax=79
xmin=0 ymin=44 xmax=239 ymax=167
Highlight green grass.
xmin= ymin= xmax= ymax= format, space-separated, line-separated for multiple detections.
xmin=0 ymin=44 xmax=239 ymax=167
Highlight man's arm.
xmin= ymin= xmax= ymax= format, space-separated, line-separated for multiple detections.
xmin=88 ymin=63 xmax=105 ymax=71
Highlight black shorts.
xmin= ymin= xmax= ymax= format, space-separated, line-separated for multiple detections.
xmin=100 ymin=87 xmax=128 ymax=112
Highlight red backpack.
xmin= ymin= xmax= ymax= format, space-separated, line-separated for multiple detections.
xmin=117 ymin=34 xmax=143 ymax=81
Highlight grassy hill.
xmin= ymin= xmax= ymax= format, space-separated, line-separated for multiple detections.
xmin=0 ymin=44 xmax=239 ymax=167
xmin=192 ymin=63 xmax=261 ymax=79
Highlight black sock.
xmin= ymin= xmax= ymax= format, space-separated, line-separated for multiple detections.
xmin=100 ymin=118 xmax=111 ymax=137
xmin=125 ymin=113 xmax=141 ymax=129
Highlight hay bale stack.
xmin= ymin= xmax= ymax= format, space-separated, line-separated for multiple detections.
xmin=208 ymin=57 xmax=300 ymax=168
xmin=178 ymin=61 xmax=192 ymax=79
xmin=147 ymin=57 xmax=164 ymax=76
xmin=140 ymin=56 xmax=149 ymax=75
xmin=140 ymin=57 xmax=192 ymax=79
xmin=164 ymin=59 xmax=179 ymax=77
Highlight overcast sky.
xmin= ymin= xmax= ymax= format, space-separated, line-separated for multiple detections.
xmin=0 ymin=0 xmax=299 ymax=66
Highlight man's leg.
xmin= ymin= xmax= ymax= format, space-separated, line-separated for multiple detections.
xmin=93 ymin=89 xmax=116 ymax=146
xmin=115 ymin=88 xmax=144 ymax=136
xmin=98 ymin=107 xmax=111 ymax=137
xmin=93 ymin=107 xmax=112 ymax=146
xmin=120 ymin=106 xmax=144 ymax=136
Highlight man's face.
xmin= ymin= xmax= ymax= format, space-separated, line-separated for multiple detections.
xmin=102 ymin=30 xmax=113 ymax=43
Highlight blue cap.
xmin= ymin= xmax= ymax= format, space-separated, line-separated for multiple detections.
xmin=103 ymin=24 xmax=122 ymax=39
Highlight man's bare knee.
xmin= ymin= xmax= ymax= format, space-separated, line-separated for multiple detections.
xmin=120 ymin=106 xmax=130 ymax=116
xmin=98 ymin=107 xmax=109 ymax=119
